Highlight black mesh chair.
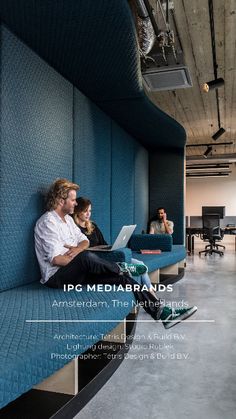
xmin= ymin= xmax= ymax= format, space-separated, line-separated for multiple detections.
xmin=199 ymin=213 xmax=225 ymax=256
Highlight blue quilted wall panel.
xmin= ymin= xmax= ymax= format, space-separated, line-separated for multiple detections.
xmin=0 ymin=25 xmax=150 ymax=291
xmin=111 ymin=122 xmax=135 ymax=241
xmin=0 ymin=0 xmax=186 ymax=150
xmin=0 ymin=26 xmax=73 ymax=291
xmin=149 ymin=148 xmax=185 ymax=244
xmin=73 ymin=92 xmax=149 ymax=243
xmin=134 ymin=144 xmax=149 ymax=233
xmin=73 ymin=89 xmax=112 ymax=242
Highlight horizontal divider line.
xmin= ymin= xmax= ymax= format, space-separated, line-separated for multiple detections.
xmin=25 ymin=319 xmax=215 ymax=323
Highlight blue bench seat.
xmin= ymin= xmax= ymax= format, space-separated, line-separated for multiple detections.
xmin=129 ymin=234 xmax=186 ymax=273
xmin=0 ymin=241 xmax=185 ymax=409
xmin=132 ymin=245 xmax=186 ymax=272
xmin=0 ymin=282 xmax=135 ymax=409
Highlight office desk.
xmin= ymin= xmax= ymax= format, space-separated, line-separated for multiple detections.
xmin=224 ymin=226 xmax=236 ymax=234
xmin=186 ymin=227 xmax=203 ymax=254
xmin=186 ymin=226 xmax=236 ymax=254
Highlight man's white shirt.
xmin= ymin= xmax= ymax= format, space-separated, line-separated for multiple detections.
xmin=34 ymin=210 xmax=89 ymax=283
xmin=150 ymin=220 xmax=174 ymax=234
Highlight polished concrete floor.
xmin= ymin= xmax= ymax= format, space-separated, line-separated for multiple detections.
xmin=75 ymin=246 xmax=236 ymax=419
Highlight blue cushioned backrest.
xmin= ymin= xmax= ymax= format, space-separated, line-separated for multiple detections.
xmin=73 ymin=97 xmax=149 ymax=243
xmin=149 ymin=148 xmax=185 ymax=244
xmin=99 ymin=95 xmax=186 ymax=149
xmin=73 ymin=89 xmax=111 ymax=242
xmin=129 ymin=234 xmax=173 ymax=252
xmin=134 ymin=144 xmax=149 ymax=233
xmin=0 ymin=25 xmax=150 ymax=291
xmin=0 ymin=26 xmax=73 ymax=291
xmin=111 ymin=122 xmax=135 ymax=241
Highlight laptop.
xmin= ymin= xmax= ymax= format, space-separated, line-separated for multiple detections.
xmin=88 ymin=225 xmax=137 ymax=251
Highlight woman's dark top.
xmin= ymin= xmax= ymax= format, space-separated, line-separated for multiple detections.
xmin=79 ymin=223 xmax=107 ymax=247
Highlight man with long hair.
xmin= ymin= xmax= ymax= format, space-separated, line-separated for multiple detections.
xmin=34 ymin=179 xmax=197 ymax=328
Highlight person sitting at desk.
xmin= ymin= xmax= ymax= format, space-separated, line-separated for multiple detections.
xmin=73 ymin=196 xmax=197 ymax=328
xmin=149 ymin=207 xmax=174 ymax=235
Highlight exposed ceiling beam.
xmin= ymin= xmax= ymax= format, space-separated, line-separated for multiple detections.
xmin=186 ymin=153 xmax=236 ymax=162
xmin=186 ymin=168 xmax=230 ymax=173
xmin=187 ymin=173 xmax=230 ymax=178
xmin=186 ymin=142 xmax=233 ymax=147
xmin=186 ymin=164 xmax=231 ymax=169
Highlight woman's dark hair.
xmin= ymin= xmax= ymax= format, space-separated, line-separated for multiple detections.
xmin=73 ymin=197 xmax=94 ymax=235
xmin=75 ymin=197 xmax=92 ymax=213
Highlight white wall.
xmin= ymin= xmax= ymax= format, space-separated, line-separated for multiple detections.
xmin=186 ymin=163 xmax=236 ymax=216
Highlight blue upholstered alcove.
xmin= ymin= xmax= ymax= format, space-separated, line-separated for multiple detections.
xmin=0 ymin=2 xmax=187 ymax=411
xmin=0 ymin=25 xmax=149 ymax=290
xmin=0 ymin=0 xmax=186 ymax=290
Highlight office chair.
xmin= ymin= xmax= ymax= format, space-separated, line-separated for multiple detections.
xmin=199 ymin=213 xmax=225 ymax=256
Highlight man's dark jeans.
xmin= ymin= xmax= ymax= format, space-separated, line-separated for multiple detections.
xmin=45 ymin=251 xmax=162 ymax=320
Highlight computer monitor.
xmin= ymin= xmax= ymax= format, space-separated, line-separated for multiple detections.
xmin=202 ymin=206 xmax=225 ymax=219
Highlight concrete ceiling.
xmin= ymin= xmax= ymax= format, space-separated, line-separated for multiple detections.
xmin=143 ymin=0 xmax=236 ymax=164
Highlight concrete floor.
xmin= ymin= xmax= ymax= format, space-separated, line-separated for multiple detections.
xmin=75 ymin=247 xmax=236 ymax=419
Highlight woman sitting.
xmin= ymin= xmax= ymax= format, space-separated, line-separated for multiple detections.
xmin=73 ymin=198 xmax=164 ymax=298
xmin=72 ymin=197 xmax=197 ymax=328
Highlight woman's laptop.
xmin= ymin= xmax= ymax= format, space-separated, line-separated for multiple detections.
xmin=88 ymin=225 xmax=137 ymax=251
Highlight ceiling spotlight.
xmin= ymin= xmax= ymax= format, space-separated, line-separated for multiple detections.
xmin=212 ymin=127 xmax=225 ymax=141
xmin=202 ymin=78 xmax=224 ymax=93
xmin=203 ymin=146 xmax=213 ymax=158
